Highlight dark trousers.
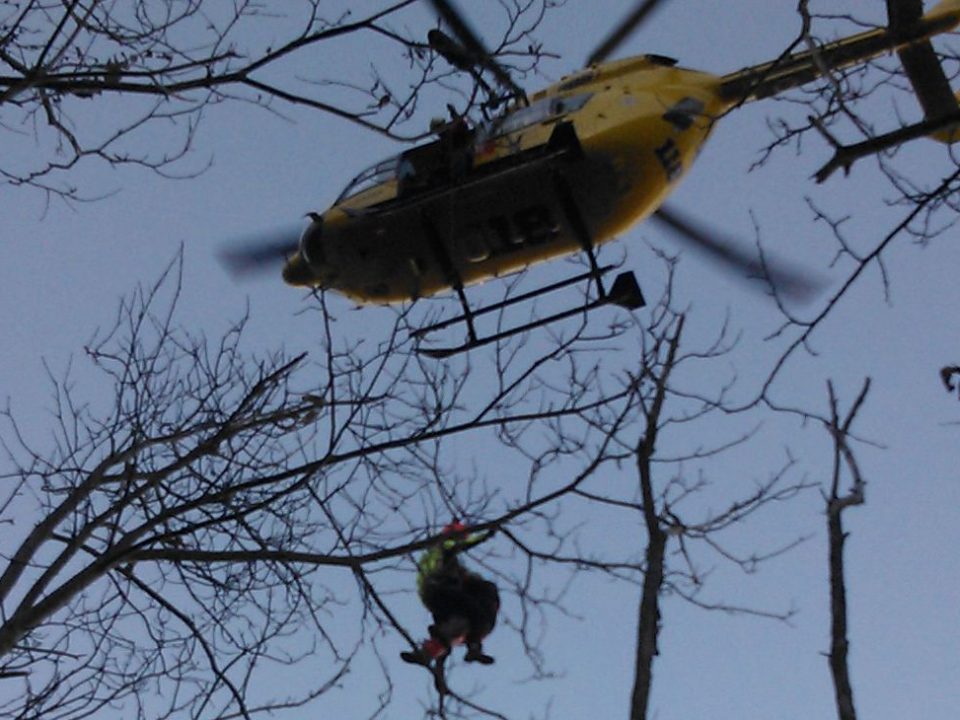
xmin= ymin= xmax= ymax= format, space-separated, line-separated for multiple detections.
xmin=422 ymin=575 xmax=499 ymax=644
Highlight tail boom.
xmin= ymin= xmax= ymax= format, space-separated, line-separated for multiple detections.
xmin=720 ymin=1 xmax=960 ymax=102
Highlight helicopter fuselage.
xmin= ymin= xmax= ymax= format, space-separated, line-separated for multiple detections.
xmin=284 ymin=56 xmax=733 ymax=304
xmin=272 ymin=0 xmax=960 ymax=305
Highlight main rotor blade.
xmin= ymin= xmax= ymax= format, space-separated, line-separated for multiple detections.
xmin=427 ymin=0 xmax=525 ymax=99
xmin=428 ymin=28 xmax=478 ymax=72
xmin=651 ymin=204 xmax=823 ymax=302
xmin=219 ymin=226 xmax=301 ymax=278
xmin=586 ymin=0 xmax=668 ymax=66
xmin=428 ymin=28 xmax=494 ymax=94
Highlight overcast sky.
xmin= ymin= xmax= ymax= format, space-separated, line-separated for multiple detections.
xmin=2 ymin=2 xmax=958 ymax=718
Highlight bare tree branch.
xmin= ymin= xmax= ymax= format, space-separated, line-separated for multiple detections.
xmin=0 ymin=0 xmax=555 ymax=200
xmin=823 ymin=378 xmax=871 ymax=720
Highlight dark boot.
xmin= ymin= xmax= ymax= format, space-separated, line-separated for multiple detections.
xmin=400 ymin=648 xmax=431 ymax=666
xmin=464 ymin=643 xmax=494 ymax=665
xmin=401 ymin=637 xmax=446 ymax=666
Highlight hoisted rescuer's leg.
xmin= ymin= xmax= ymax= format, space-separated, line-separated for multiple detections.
xmin=401 ymin=521 xmax=499 ymax=667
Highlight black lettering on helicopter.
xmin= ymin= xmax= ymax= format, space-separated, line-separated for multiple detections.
xmin=662 ymin=96 xmax=705 ymax=130
xmin=487 ymin=214 xmax=514 ymax=248
xmin=654 ymin=139 xmax=682 ymax=180
xmin=464 ymin=204 xmax=560 ymax=262
xmin=513 ymin=205 xmax=560 ymax=246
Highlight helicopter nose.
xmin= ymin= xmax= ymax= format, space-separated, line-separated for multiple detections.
xmin=299 ymin=214 xmax=325 ymax=268
xmin=281 ymin=215 xmax=326 ymax=287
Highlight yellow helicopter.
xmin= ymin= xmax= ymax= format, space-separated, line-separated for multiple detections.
xmin=224 ymin=0 xmax=960 ymax=356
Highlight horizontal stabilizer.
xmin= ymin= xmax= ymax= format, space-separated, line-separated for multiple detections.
xmin=889 ymin=1 xmax=960 ymax=140
xmin=898 ymin=41 xmax=957 ymax=120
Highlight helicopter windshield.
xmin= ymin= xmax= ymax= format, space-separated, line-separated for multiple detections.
xmin=479 ymin=91 xmax=593 ymax=140
xmin=336 ymin=155 xmax=399 ymax=203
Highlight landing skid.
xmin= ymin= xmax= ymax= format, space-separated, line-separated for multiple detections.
xmin=413 ymin=269 xmax=645 ymax=359
xmin=413 ymin=170 xmax=645 ymax=358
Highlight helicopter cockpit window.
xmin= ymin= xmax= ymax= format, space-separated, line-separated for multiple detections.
xmin=336 ymin=155 xmax=399 ymax=203
xmin=548 ymin=92 xmax=592 ymax=118
xmin=480 ymin=91 xmax=593 ymax=140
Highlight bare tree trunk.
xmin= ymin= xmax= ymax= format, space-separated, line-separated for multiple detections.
xmin=824 ymin=379 xmax=870 ymax=720
xmin=630 ymin=520 xmax=666 ymax=720
xmin=629 ymin=316 xmax=683 ymax=720
xmin=828 ymin=506 xmax=857 ymax=720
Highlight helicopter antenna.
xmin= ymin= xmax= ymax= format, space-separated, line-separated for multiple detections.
xmin=427 ymin=0 xmax=527 ymax=103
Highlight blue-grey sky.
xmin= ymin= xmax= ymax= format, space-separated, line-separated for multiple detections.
xmin=2 ymin=2 xmax=958 ymax=718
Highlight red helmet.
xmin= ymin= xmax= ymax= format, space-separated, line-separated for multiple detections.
xmin=441 ymin=520 xmax=467 ymax=535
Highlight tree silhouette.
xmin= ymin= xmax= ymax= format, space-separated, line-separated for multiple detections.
xmin=0 ymin=1 xmax=551 ymax=200
xmin=0 ymin=252 xmax=824 ymax=719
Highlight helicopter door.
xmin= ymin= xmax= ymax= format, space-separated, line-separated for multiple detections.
xmin=398 ymin=141 xmax=443 ymax=196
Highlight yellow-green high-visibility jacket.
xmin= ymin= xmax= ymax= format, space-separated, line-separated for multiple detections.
xmin=415 ymin=530 xmax=490 ymax=601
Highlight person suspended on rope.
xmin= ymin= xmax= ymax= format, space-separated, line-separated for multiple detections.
xmin=400 ymin=520 xmax=499 ymax=667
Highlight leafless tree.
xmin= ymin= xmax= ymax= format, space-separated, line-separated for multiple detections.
xmin=754 ymin=2 xmax=959 ymax=177
xmin=500 ymin=276 xmax=813 ymax=720
xmin=737 ymin=2 xmax=960 ymax=400
xmin=0 ymin=246 xmax=831 ymax=719
xmin=0 ymin=0 xmax=552 ymax=201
